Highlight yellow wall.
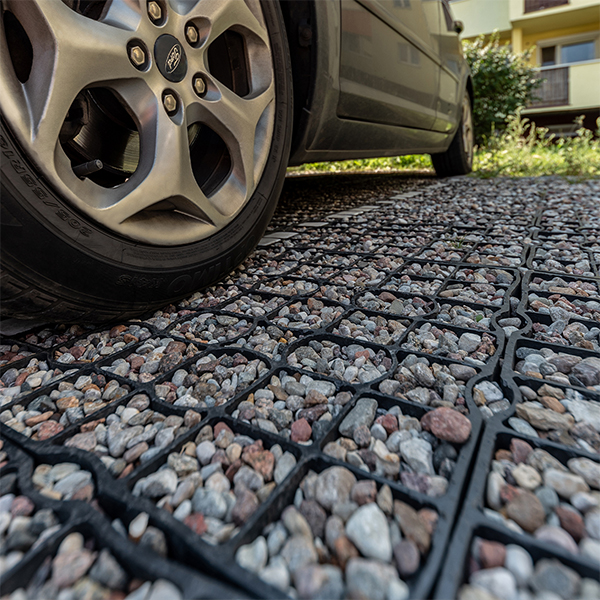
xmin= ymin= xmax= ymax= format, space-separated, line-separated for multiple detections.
xmin=450 ymin=0 xmax=511 ymax=39
xmin=510 ymin=0 xmax=600 ymax=21
xmin=523 ymin=22 xmax=600 ymax=52
xmin=571 ymin=61 xmax=600 ymax=108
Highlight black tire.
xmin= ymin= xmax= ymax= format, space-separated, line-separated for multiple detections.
xmin=431 ymin=91 xmax=473 ymax=178
xmin=0 ymin=1 xmax=293 ymax=324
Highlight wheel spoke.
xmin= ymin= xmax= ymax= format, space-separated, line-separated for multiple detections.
xmin=191 ymin=79 xmax=275 ymax=212
xmin=190 ymin=0 xmax=269 ymax=46
xmin=2 ymin=0 xmax=139 ymax=168
xmin=101 ymin=81 xmax=225 ymax=228
xmin=101 ymin=0 xmax=143 ymax=31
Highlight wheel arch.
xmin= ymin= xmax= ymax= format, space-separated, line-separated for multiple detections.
xmin=277 ymin=0 xmax=318 ymax=161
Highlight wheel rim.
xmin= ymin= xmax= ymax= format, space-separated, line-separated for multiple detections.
xmin=0 ymin=0 xmax=275 ymax=246
xmin=461 ymin=93 xmax=474 ymax=168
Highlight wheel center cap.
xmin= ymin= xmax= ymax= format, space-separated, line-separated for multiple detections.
xmin=154 ymin=34 xmax=187 ymax=82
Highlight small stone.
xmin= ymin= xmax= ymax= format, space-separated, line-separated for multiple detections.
xmin=291 ymin=418 xmax=312 ymax=443
xmin=470 ymin=567 xmax=517 ymax=600
xmin=534 ymin=525 xmax=579 ymax=555
xmin=299 ymin=499 xmax=327 ymax=540
xmin=544 ymin=469 xmax=590 ymax=499
xmin=274 ymin=451 xmax=297 ymax=484
xmin=567 ymin=458 xmax=600 ymax=490
xmin=393 ymin=500 xmax=431 ymax=553
xmin=280 ymin=535 xmax=318 ymax=573
xmin=377 ymin=484 xmax=393 ymax=515
xmin=400 ymin=438 xmax=434 ymax=475
xmin=345 ymin=502 xmax=391 ymax=561
xmin=89 ymin=548 xmax=128 ymax=590
xmin=231 ymin=487 xmax=259 ymax=526
xmin=236 ymin=536 xmax=268 ymax=573
xmin=351 ymin=480 xmax=377 ymax=505
xmin=478 ymin=540 xmax=506 ymax=569
xmin=339 ymin=398 xmax=378 ymax=437
xmin=393 ymin=540 xmax=420 ymax=577
xmin=420 ymin=407 xmax=472 ymax=443
xmin=314 ymin=467 xmax=357 ymax=511
xmin=293 ymin=564 xmax=344 ymax=600
xmin=531 ymin=558 xmax=581 ymax=599
xmin=345 ymin=558 xmax=401 ymax=600
xmin=555 ymin=506 xmax=586 ymax=542
xmin=511 ymin=464 xmax=542 ymax=491
xmin=504 ymin=544 xmax=533 ymax=586
xmin=183 ymin=513 xmax=207 ymax=535
xmin=506 ymin=490 xmax=545 ymax=533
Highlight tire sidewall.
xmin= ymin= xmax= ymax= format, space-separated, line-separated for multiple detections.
xmin=0 ymin=0 xmax=291 ymax=307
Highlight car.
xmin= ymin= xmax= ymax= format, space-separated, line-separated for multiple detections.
xmin=0 ymin=0 xmax=472 ymax=322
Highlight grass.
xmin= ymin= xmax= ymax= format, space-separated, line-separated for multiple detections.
xmin=287 ymin=115 xmax=600 ymax=180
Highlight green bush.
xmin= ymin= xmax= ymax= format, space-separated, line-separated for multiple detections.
xmin=463 ymin=32 xmax=541 ymax=143
xmin=474 ymin=113 xmax=600 ymax=178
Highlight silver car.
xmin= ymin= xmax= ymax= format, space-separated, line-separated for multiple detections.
xmin=0 ymin=0 xmax=472 ymax=321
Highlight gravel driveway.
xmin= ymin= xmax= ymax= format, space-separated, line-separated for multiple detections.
xmin=1 ymin=174 xmax=599 ymax=600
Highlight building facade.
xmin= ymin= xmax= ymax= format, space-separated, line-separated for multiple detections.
xmin=450 ymin=0 xmax=600 ymax=134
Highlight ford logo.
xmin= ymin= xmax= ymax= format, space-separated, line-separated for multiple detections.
xmin=165 ymin=44 xmax=182 ymax=74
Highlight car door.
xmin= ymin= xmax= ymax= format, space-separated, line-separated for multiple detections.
xmin=337 ymin=0 xmax=440 ymax=131
xmin=433 ymin=0 xmax=463 ymax=133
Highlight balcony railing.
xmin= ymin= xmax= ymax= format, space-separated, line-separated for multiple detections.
xmin=530 ymin=66 xmax=569 ymax=108
xmin=524 ymin=0 xmax=569 ymax=13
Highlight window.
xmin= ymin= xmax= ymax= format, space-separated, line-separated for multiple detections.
xmin=539 ymin=37 xmax=597 ymax=66
xmin=561 ymin=40 xmax=595 ymax=64
xmin=541 ymin=46 xmax=556 ymax=66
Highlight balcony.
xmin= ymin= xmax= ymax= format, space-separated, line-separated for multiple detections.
xmin=530 ymin=66 xmax=569 ymax=107
xmin=524 ymin=0 xmax=569 ymax=13
xmin=526 ymin=60 xmax=600 ymax=112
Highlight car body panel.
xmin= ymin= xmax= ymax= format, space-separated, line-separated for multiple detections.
xmin=287 ymin=0 xmax=471 ymax=166
xmin=338 ymin=0 xmax=439 ymax=131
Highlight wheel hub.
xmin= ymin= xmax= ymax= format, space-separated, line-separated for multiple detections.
xmin=154 ymin=34 xmax=187 ymax=83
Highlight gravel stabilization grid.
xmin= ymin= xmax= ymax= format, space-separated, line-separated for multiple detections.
xmin=1 ymin=175 xmax=599 ymax=600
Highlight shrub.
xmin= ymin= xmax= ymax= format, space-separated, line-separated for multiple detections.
xmin=463 ymin=32 xmax=541 ymax=143
xmin=474 ymin=113 xmax=600 ymax=178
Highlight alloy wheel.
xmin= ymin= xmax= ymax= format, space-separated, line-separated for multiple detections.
xmin=0 ymin=0 xmax=275 ymax=245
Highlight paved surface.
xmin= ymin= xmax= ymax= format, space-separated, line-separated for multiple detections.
xmin=1 ymin=175 xmax=599 ymax=600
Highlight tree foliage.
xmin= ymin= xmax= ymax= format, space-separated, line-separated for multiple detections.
xmin=463 ymin=32 xmax=541 ymax=143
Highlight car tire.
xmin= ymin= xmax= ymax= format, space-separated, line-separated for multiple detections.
xmin=0 ymin=0 xmax=292 ymax=323
xmin=431 ymin=91 xmax=474 ymax=178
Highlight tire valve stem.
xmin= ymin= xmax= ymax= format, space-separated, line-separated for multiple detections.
xmin=73 ymin=159 xmax=103 ymax=179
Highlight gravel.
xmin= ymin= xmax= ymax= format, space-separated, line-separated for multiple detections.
xmin=462 ymin=538 xmax=598 ymax=600
xmin=132 ymin=422 xmax=296 ymax=544
xmin=2 ymin=531 xmax=183 ymax=600
xmin=32 ymin=463 xmax=94 ymax=502
xmin=53 ymin=324 xmax=153 ymax=364
xmin=510 ymin=383 xmax=600 ymax=453
xmin=514 ymin=346 xmax=600 ymax=390
xmin=235 ymin=466 xmax=438 ymax=597
xmin=0 ymin=359 xmax=77 ymax=403
xmin=288 ymin=340 xmax=391 ymax=384
xmin=270 ymin=298 xmax=344 ymax=331
xmin=0 ymin=487 xmax=60 ymax=577
xmin=232 ymin=372 xmax=349 ymax=443
xmin=332 ymin=312 xmax=409 ymax=345
xmin=5 ymin=175 xmax=600 ymax=598
xmin=378 ymin=354 xmax=474 ymax=412
xmin=101 ymin=338 xmax=200 ymax=382
xmin=485 ymin=437 xmax=599 ymax=555
xmin=400 ymin=323 xmax=497 ymax=364
xmin=356 ymin=291 xmax=434 ymax=316
xmin=63 ymin=394 xmax=195 ymax=478
xmin=326 ymin=398 xmax=470 ymax=497
xmin=1 ymin=374 xmax=132 ymax=440
xmin=154 ymin=352 xmax=269 ymax=410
